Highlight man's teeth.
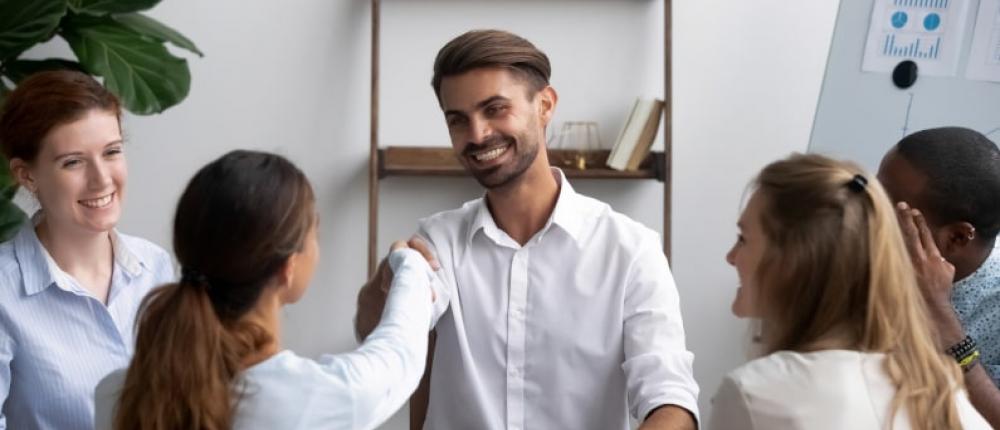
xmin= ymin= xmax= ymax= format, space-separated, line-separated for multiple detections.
xmin=474 ymin=146 xmax=507 ymax=162
xmin=80 ymin=193 xmax=113 ymax=209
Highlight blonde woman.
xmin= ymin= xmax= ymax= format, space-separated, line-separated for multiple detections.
xmin=710 ymin=153 xmax=989 ymax=429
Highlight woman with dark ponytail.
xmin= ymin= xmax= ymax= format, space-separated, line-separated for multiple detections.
xmin=94 ymin=150 xmax=436 ymax=430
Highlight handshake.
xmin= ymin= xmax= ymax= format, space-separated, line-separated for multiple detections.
xmin=355 ymin=237 xmax=439 ymax=343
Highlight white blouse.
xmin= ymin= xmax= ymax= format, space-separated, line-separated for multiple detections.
xmin=94 ymin=248 xmax=436 ymax=430
xmin=709 ymin=350 xmax=990 ymax=430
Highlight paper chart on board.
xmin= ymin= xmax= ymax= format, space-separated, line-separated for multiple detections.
xmin=966 ymin=0 xmax=1000 ymax=82
xmin=862 ymin=0 xmax=971 ymax=76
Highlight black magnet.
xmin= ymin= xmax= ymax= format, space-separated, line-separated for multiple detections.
xmin=892 ymin=60 xmax=918 ymax=89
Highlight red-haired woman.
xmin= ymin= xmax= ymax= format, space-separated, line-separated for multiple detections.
xmin=0 ymin=71 xmax=174 ymax=429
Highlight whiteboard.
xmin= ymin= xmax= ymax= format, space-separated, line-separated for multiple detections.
xmin=810 ymin=0 xmax=1000 ymax=172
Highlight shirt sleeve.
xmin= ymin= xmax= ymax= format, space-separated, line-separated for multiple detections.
xmin=343 ymin=248 xmax=435 ymax=430
xmin=708 ymin=375 xmax=755 ymax=430
xmin=414 ymin=228 xmax=452 ymax=328
xmin=621 ymin=232 xmax=701 ymax=424
xmin=0 ymin=314 xmax=12 ymax=430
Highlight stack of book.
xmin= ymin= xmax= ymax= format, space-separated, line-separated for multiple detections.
xmin=606 ymin=98 xmax=664 ymax=171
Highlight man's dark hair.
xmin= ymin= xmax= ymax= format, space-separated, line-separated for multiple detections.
xmin=431 ymin=29 xmax=551 ymax=102
xmin=897 ymin=126 xmax=1000 ymax=240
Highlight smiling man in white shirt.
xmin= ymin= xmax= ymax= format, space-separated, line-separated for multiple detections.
xmin=355 ymin=29 xmax=699 ymax=430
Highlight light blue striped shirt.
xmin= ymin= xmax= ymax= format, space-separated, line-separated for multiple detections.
xmin=0 ymin=218 xmax=174 ymax=430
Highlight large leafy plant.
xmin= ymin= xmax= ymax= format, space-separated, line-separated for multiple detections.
xmin=0 ymin=0 xmax=201 ymax=241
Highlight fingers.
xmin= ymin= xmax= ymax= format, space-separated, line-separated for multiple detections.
xmin=896 ymin=202 xmax=926 ymax=261
xmin=390 ymin=240 xmax=408 ymax=252
xmin=910 ymin=209 xmax=943 ymax=259
xmin=375 ymin=258 xmax=393 ymax=293
xmin=387 ymin=237 xmax=438 ymax=302
xmin=408 ymin=236 xmax=441 ymax=270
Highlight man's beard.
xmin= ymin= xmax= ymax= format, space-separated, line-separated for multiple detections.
xmin=464 ymin=133 xmax=539 ymax=189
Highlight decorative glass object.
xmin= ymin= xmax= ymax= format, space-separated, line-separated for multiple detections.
xmin=548 ymin=121 xmax=601 ymax=169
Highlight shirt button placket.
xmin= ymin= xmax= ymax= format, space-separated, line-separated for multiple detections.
xmin=506 ymin=248 xmax=529 ymax=429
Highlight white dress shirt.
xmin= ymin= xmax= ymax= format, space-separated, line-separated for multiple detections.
xmin=709 ymin=350 xmax=991 ymax=429
xmin=94 ymin=248 xmax=435 ymax=430
xmin=418 ymin=169 xmax=699 ymax=430
xmin=0 ymin=216 xmax=173 ymax=430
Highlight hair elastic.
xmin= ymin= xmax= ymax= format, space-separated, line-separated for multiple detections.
xmin=180 ymin=267 xmax=209 ymax=286
xmin=847 ymin=174 xmax=868 ymax=192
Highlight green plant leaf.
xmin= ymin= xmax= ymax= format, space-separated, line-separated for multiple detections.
xmin=61 ymin=15 xmax=190 ymax=115
xmin=0 ymin=197 xmax=27 ymax=243
xmin=68 ymin=0 xmax=160 ymax=15
xmin=2 ymin=58 xmax=86 ymax=83
xmin=113 ymin=13 xmax=202 ymax=57
xmin=0 ymin=0 xmax=67 ymax=60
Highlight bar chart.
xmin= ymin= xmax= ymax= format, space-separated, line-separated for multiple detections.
xmin=894 ymin=0 xmax=949 ymax=7
xmin=882 ymin=33 xmax=943 ymax=58
xmin=865 ymin=0 xmax=970 ymax=75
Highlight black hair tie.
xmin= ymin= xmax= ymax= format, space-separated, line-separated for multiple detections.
xmin=180 ymin=267 xmax=209 ymax=286
xmin=847 ymin=174 xmax=868 ymax=193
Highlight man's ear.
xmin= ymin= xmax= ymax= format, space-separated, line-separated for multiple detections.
xmin=10 ymin=158 xmax=36 ymax=193
xmin=537 ymin=86 xmax=558 ymax=127
xmin=940 ymin=221 xmax=977 ymax=254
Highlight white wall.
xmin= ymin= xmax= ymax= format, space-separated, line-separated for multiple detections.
xmin=672 ymin=0 xmax=840 ymax=420
xmin=22 ymin=0 xmax=839 ymax=427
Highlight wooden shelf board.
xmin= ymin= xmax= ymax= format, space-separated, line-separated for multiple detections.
xmin=378 ymin=147 xmax=664 ymax=181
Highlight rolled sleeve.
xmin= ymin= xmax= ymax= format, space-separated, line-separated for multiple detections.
xmin=621 ymin=233 xmax=700 ymax=424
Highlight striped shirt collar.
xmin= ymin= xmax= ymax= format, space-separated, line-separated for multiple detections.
xmin=14 ymin=212 xmax=147 ymax=297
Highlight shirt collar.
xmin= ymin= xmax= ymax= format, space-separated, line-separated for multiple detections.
xmin=955 ymin=245 xmax=1000 ymax=291
xmin=15 ymin=211 xmax=147 ymax=296
xmin=548 ymin=168 xmax=587 ymax=244
xmin=464 ymin=168 xmax=587 ymax=251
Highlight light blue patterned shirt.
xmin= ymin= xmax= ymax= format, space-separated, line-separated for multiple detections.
xmin=0 ymin=218 xmax=174 ymax=430
xmin=953 ymin=246 xmax=1000 ymax=387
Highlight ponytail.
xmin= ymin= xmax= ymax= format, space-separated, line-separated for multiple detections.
xmin=864 ymin=183 xmax=963 ymax=430
xmin=113 ymin=281 xmax=270 ymax=430
xmin=754 ymin=154 xmax=964 ymax=430
xmin=113 ymin=150 xmax=315 ymax=428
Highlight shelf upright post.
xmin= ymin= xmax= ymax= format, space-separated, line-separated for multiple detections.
xmin=368 ymin=0 xmax=381 ymax=277
xmin=663 ymin=0 xmax=673 ymax=261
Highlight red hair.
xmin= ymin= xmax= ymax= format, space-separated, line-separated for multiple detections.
xmin=0 ymin=70 xmax=121 ymax=162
